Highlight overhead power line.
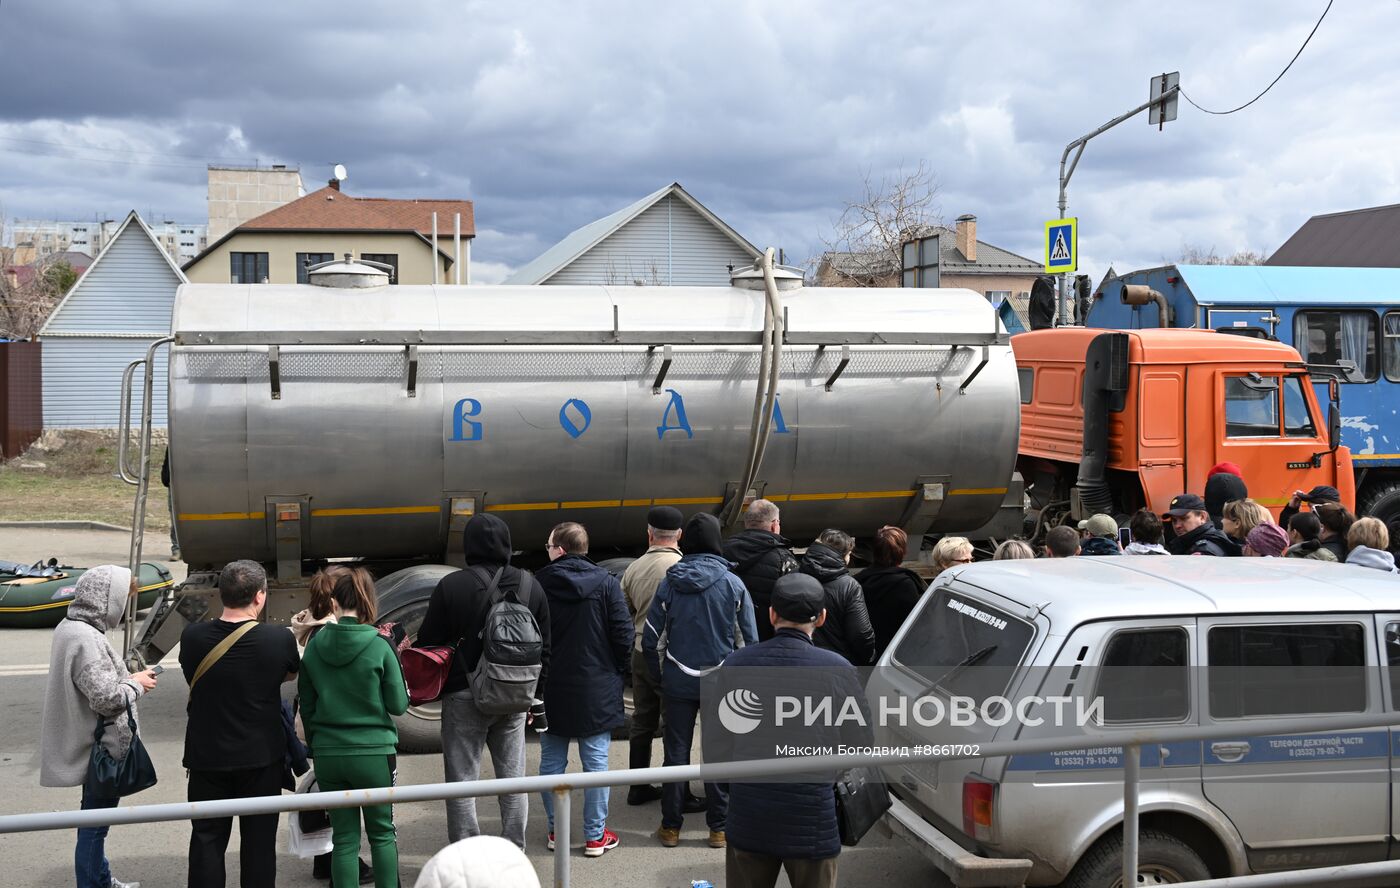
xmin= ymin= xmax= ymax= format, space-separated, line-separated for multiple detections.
xmin=1181 ymin=0 xmax=1333 ymax=115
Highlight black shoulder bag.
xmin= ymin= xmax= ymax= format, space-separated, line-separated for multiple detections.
xmin=84 ymin=700 xmax=157 ymax=798
xmin=834 ymin=766 xmax=891 ymax=846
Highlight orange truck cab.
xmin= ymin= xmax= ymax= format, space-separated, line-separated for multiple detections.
xmin=1014 ymin=328 xmax=1354 ymax=530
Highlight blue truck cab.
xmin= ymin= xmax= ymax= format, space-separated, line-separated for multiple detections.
xmin=1085 ymin=264 xmax=1400 ymax=534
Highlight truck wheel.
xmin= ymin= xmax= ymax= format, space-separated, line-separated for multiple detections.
xmin=1062 ymin=830 xmax=1211 ymax=888
xmin=596 ymin=556 xmax=636 ymax=580
xmin=1358 ymin=481 xmax=1400 ymax=548
xmin=379 ymin=598 xmax=443 ymax=754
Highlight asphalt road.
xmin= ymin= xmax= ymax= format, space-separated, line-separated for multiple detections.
xmin=0 ymin=526 xmax=949 ymax=887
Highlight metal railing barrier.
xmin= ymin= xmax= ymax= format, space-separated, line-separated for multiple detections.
xmin=5 ymin=709 xmax=1400 ymax=887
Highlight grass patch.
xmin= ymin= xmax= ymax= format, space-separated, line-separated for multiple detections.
xmin=0 ymin=430 xmax=170 ymax=531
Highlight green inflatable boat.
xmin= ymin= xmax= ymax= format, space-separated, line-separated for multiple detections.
xmin=0 ymin=560 xmax=174 ymax=629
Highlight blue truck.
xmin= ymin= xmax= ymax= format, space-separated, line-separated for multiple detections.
xmin=1084 ymin=263 xmax=1400 ymax=535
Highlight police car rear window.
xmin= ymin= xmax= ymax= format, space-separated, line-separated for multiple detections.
xmin=893 ymin=590 xmax=1034 ymax=705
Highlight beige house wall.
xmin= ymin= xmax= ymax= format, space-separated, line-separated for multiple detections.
xmin=184 ymin=231 xmax=453 ymax=284
xmin=207 ymin=167 xmax=305 ymax=242
xmin=941 ymin=272 xmax=1040 ymax=297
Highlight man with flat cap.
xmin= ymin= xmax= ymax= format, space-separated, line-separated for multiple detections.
xmin=621 ymin=506 xmax=684 ymax=806
xmin=644 ymin=512 xmax=758 ymax=849
xmin=719 ymin=572 xmax=871 ymax=888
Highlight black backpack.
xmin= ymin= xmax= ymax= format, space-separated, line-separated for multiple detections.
xmin=465 ymin=566 xmax=543 ymax=715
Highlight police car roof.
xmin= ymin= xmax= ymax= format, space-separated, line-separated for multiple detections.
xmin=942 ymin=556 xmax=1400 ymax=627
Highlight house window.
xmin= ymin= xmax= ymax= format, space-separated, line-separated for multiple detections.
xmin=296 ymin=252 xmax=335 ymax=284
xmin=230 ymin=252 xmax=269 ymax=284
xmin=361 ymin=253 xmax=399 ymax=284
xmin=985 ymin=290 xmax=1011 ymax=307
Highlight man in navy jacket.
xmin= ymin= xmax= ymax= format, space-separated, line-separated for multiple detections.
xmin=644 ymin=512 xmax=758 ymax=849
xmin=720 ymin=572 xmax=871 ymax=888
xmin=535 ymin=521 xmax=632 ymax=857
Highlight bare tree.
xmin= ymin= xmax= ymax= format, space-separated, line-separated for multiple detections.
xmin=815 ymin=162 xmax=942 ymax=286
xmin=0 ymin=210 xmax=75 ymax=339
xmin=1177 ymin=243 xmax=1266 ymax=266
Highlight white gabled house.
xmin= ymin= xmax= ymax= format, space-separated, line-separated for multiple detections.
xmin=38 ymin=210 xmax=186 ymax=428
xmin=505 ymin=182 xmax=762 ymax=286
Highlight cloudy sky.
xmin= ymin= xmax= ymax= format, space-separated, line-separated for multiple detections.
xmin=1 ymin=0 xmax=1394 ymax=284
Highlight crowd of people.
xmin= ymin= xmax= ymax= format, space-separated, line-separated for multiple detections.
xmin=1032 ymin=463 xmax=1398 ymax=571
xmin=37 ymin=477 xmax=1398 ymax=888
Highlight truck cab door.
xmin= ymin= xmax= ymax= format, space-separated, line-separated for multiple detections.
xmin=1194 ymin=369 xmax=1336 ymax=514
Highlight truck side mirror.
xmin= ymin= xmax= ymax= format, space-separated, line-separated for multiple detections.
xmin=1328 ymin=402 xmax=1341 ymax=452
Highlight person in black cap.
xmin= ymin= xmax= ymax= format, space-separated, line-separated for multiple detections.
xmin=643 ymin=513 xmax=758 ymax=850
xmin=1163 ymin=493 xmax=1233 ymax=556
xmin=718 ymin=572 xmax=871 ymax=888
xmin=620 ymin=506 xmax=701 ymax=809
xmin=1279 ymin=484 xmax=1342 ymax=530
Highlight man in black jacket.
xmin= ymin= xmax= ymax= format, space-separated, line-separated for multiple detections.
xmin=1163 ymin=494 xmax=1234 ymax=556
xmin=799 ymin=529 xmax=876 ymax=667
xmin=718 ymin=573 xmax=871 ymax=888
xmin=417 ymin=513 xmax=551 ymax=848
xmin=535 ymin=522 xmax=631 ymax=857
xmin=723 ymin=499 xmax=798 ymax=641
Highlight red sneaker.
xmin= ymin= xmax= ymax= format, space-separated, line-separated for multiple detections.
xmin=584 ymin=828 xmax=620 ymax=857
xmin=546 ymin=832 xmax=555 ymax=851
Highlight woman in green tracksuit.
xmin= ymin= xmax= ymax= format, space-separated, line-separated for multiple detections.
xmin=299 ymin=566 xmax=408 ymax=887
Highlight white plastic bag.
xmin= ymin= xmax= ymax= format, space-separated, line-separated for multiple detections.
xmin=287 ymin=769 xmax=334 ymax=859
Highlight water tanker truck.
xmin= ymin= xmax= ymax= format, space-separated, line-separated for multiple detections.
xmin=120 ymin=253 xmax=1024 ymax=748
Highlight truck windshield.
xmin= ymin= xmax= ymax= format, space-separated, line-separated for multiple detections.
xmin=893 ymin=589 xmax=1033 ymax=705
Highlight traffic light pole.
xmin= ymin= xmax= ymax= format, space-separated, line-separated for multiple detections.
xmin=1056 ymin=84 xmax=1178 ymax=324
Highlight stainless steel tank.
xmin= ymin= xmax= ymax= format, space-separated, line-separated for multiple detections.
xmin=166 ymin=279 xmax=1020 ymax=568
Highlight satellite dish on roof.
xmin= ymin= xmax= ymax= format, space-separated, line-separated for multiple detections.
xmin=333 ymin=163 xmax=348 ymax=181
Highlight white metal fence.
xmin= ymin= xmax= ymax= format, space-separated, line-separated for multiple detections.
xmin=5 ymin=711 xmax=1400 ymax=887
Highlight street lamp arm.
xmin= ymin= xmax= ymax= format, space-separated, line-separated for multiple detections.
xmin=1058 ymin=86 xmax=1179 ymax=210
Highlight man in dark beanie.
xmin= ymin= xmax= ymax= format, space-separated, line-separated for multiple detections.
xmin=643 ymin=512 xmax=758 ymax=850
xmin=620 ymin=506 xmax=684 ymax=806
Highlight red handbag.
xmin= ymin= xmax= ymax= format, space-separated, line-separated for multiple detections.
xmin=400 ymin=644 xmax=454 ymax=706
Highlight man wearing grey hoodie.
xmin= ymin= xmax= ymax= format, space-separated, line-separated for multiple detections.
xmin=40 ymin=564 xmax=160 ymax=888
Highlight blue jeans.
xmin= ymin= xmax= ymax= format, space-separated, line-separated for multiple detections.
xmin=75 ymin=785 xmax=120 ymax=888
xmin=538 ymin=731 xmax=611 ymax=841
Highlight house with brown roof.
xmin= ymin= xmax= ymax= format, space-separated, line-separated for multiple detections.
xmin=183 ymin=180 xmax=474 ymax=285
xmin=1267 ymin=202 xmax=1400 ymax=267
xmin=814 ymin=214 xmax=1042 ymax=324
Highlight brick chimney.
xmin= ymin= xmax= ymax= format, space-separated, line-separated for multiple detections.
xmin=327 ymin=178 xmax=341 ymax=191
xmin=955 ymin=214 xmax=977 ymax=262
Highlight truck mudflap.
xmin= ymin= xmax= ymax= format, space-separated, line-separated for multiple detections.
xmin=883 ymin=795 xmax=1032 ymax=888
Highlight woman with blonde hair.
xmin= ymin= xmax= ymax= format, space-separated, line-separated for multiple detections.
xmin=300 ymin=566 xmax=408 ymax=887
xmin=1221 ymin=499 xmax=1274 ymax=556
xmin=931 ymin=536 xmax=974 ymax=577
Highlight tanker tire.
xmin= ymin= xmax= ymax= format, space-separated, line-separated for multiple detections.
xmin=597 ymin=556 xmax=636 ymax=580
xmin=379 ymin=598 xmax=444 ymax=755
xmin=1358 ymin=481 xmax=1400 ymax=548
xmin=1062 ymin=830 xmax=1210 ymax=888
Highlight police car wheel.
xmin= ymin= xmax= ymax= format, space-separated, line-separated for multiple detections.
xmin=1064 ymin=829 xmax=1211 ymax=888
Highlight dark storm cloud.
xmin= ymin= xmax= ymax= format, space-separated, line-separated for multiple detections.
xmin=1 ymin=0 xmax=1396 ymax=282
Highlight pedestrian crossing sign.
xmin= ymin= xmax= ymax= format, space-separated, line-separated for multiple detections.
xmin=1044 ymin=218 xmax=1077 ymax=273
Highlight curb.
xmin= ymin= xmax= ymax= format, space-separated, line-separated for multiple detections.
xmin=0 ymin=520 xmax=135 ymax=532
